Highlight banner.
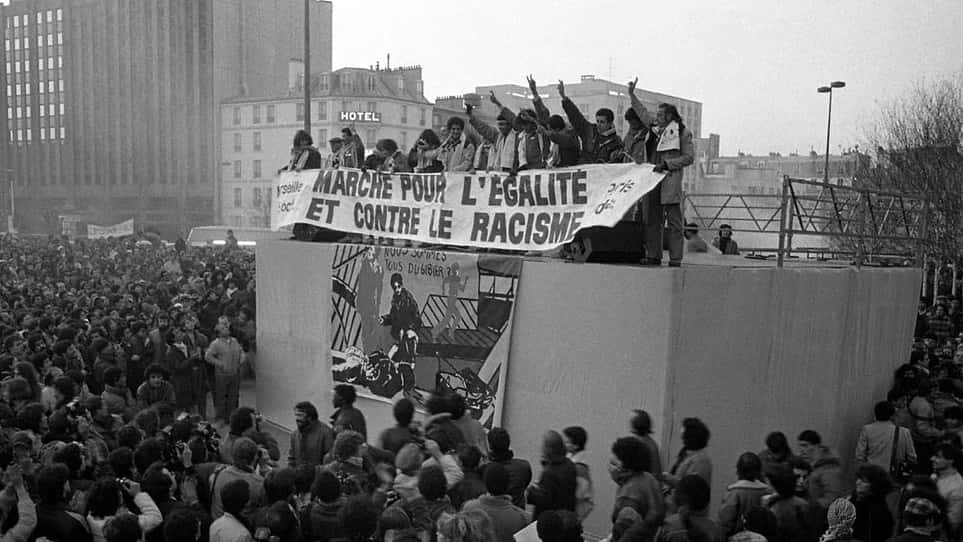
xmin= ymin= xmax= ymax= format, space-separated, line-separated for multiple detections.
xmin=87 ymin=218 xmax=134 ymax=239
xmin=273 ymin=164 xmax=665 ymax=251
xmin=329 ymin=243 xmax=521 ymax=428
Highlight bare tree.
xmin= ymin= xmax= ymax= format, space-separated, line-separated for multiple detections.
xmin=862 ymin=75 xmax=963 ymax=265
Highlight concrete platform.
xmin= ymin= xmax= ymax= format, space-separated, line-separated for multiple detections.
xmin=255 ymin=240 xmax=920 ymax=539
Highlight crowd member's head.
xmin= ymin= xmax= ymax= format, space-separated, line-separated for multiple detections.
xmin=164 ymin=510 xmax=203 ymax=542
xmin=742 ymin=506 xmax=779 ymax=541
xmin=15 ymin=402 xmax=46 ymax=433
xmin=630 ymin=409 xmax=653 ymax=437
xmin=333 ymin=384 xmax=357 ymax=409
xmin=265 ymin=500 xmax=299 ymax=542
xmin=656 ymin=103 xmax=684 ymax=130
xmin=311 ymin=470 xmax=342 ymax=504
xmin=5 ymin=377 xmax=33 ymax=405
xmin=141 ymin=464 xmax=175 ymax=504
xmin=736 ymin=452 xmax=763 ymax=482
xmin=932 ymin=443 xmax=962 ymax=474
xmin=117 ymin=426 xmax=143 ymax=450
xmin=449 ymin=394 xmax=468 ymax=422
xmin=674 ymin=474 xmax=711 ymax=515
xmin=263 ymin=468 xmax=297 ymax=503
xmin=104 ymin=513 xmax=142 ymax=542
xmin=329 ymin=137 xmax=343 ymax=154
xmin=375 ymin=139 xmax=399 ymax=158
xmin=108 ymin=447 xmax=135 ymax=479
xmin=625 ymin=107 xmax=644 ymax=132
xmin=392 ymin=397 xmax=414 ymax=428
xmin=52 ymin=375 xmax=77 ymax=408
xmin=103 ymin=366 xmax=125 ymax=389
xmin=535 ymin=510 xmax=582 ymax=542
xmin=541 ymin=431 xmax=566 ymax=464
xmin=88 ymin=478 xmax=125 ymax=518
xmin=446 ymin=117 xmax=465 ymax=141
xmin=134 ymin=409 xmax=159 ymax=437
xmin=338 ymin=495 xmax=379 ymax=542
xmin=789 ymin=457 xmax=812 ymax=496
xmin=562 ymin=426 xmax=587 ymax=456
xmin=767 ymin=465 xmax=797 ymax=499
xmin=144 ymin=364 xmax=169 ymax=388
xmin=945 ymin=406 xmax=963 ymax=431
xmin=595 ymin=108 xmax=615 ymax=134
xmin=230 ymin=437 xmax=260 ymax=469
xmin=765 ymin=431 xmax=792 ymax=459
xmin=797 ymin=430 xmax=823 ymax=462
xmin=488 ymin=427 xmax=512 ymax=460
xmin=293 ymin=129 xmax=313 ymax=150
xmin=823 ymin=498 xmax=857 ymax=541
xmin=436 ymin=509 xmax=497 ymax=542
xmin=681 ymin=417 xmax=710 ymax=452
xmin=36 ymin=463 xmax=71 ymax=505
xmin=482 ymin=462 xmax=510 ymax=498
xmin=229 ymin=406 xmax=257 ymax=436
xmin=220 ymin=479 xmax=251 ymax=518
xmin=294 ymin=463 xmax=315 ymax=498
xmin=133 ymin=438 xmax=164 ymax=475
xmin=903 ymin=497 xmax=943 ymax=535
xmin=332 ymin=431 xmax=364 ymax=463
xmin=458 ymin=446 xmax=482 ymax=475
xmin=418 ymin=465 xmax=448 ymax=502
xmin=496 ymin=112 xmax=513 ymax=136
xmin=416 ymin=129 xmax=441 ymax=150
xmin=395 ymin=443 xmax=423 ymax=477
xmin=610 ymin=437 xmax=650 ymax=479
xmin=854 ymin=463 xmax=892 ymax=498
xmin=294 ymin=401 xmax=319 ymax=431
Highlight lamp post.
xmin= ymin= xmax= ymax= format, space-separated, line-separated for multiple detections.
xmin=817 ymin=81 xmax=846 ymax=183
xmin=303 ymin=0 xmax=324 ymax=134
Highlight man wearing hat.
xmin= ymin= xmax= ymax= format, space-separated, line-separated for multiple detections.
xmin=684 ymin=223 xmax=711 ymax=254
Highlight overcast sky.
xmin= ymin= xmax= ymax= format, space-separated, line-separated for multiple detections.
xmin=331 ymin=0 xmax=963 ymax=156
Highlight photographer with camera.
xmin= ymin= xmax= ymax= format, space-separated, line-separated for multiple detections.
xmin=86 ymin=476 xmax=162 ymax=542
xmin=219 ymin=407 xmax=279 ymax=467
xmin=0 ymin=465 xmax=37 ymax=542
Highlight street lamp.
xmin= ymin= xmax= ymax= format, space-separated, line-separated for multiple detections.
xmin=817 ymin=80 xmax=845 ymax=183
xmin=303 ymin=0 xmax=325 ymax=134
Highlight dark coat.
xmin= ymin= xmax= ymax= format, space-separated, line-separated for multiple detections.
xmin=33 ymin=503 xmax=93 ymax=542
xmin=485 ymin=452 xmax=533 ymax=509
xmin=852 ymin=492 xmax=894 ymax=542
xmin=526 ymin=457 xmax=577 ymax=518
xmin=288 ymin=419 xmax=335 ymax=468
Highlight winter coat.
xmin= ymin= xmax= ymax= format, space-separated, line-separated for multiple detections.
xmin=288 ymin=419 xmax=335 ymax=468
xmin=718 ymin=479 xmax=771 ymax=535
xmin=652 ymin=125 xmax=694 ymax=205
xmin=560 ymin=97 xmax=624 ymax=164
xmin=527 ymin=456 xmax=577 ymax=519
xmin=852 ymin=492 xmax=894 ymax=542
xmin=135 ymin=380 xmax=175 ymax=411
xmin=808 ymin=449 xmax=845 ymax=510
xmin=612 ymin=470 xmax=665 ymax=535
xmin=485 ymin=451 xmax=533 ymax=509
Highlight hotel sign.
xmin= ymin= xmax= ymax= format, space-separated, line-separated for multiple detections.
xmin=339 ymin=111 xmax=381 ymax=123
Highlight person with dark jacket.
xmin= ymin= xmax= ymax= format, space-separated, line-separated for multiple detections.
xmin=557 ymin=80 xmax=624 ymax=164
xmin=377 ymin=398 xmax=417 ymax=456
xmin=301 ymin=471 xmax=345 ymax=542
xmin=462 ymin=463 xmax=529 ymax=542
xmin=851 ymin=464 xmax=894 ymax=542
xmin=136 ymin=364 xmax=175 ymax=411
xmin=331 ymin=385 xmax=367 ymax=441
xmin=798 ymin=430 xmax=845 ymax=520
xmin=486 ymin=427 xmax=532 ymax=509
xmin=526 ymin=75 xmax=580 ymax=168
xmin=649 ymin=475 xmax=724 ymax=542
xmin=526 ymin=430 xmax=577 ymax=519
xmin=423 ymin=394 xmax=466 ymax=454
xmin=289 ymin=401 xmax=334 ymax=468
xmin=219 ymin=407 xmax=281 ymax=464
xmin=280 ymin=130 xmax=322 ymax=173
xmin=32 ymin=463 xmax=93 ymax=542
xmin=448 ymin=446 xmax=486 ymax=510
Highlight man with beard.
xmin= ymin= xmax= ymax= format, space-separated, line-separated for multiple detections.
xmin=148 ymin=312 xmax=171 ymax=369
xmin=288 ymin=401 xmax=334 ymax=468
xmin=379 ymin=273 xmax=421 ymax=363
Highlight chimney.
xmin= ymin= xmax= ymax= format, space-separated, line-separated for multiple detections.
xmin=387 ymin=53 xmax=391 ymax=70
xmin=288 ymin=58 xmax=305 ymax=93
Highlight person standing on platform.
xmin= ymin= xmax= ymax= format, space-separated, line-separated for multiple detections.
xmin=280 ymin=130 xmax=321 ymax=173
xmin=557 ymin=80 xmax=624 ymax=164
xmin=635 ymin=98 xmax=694 ymax=267
xmin=335 ymin=127 xmax=365 ymax=169
xmin=712 ymin=224 xmax=741 ymax=255
xmin=325 ymin=137 xmax=343 ymax=168
xmin=205 ymin=316 xmax=243 ymax=423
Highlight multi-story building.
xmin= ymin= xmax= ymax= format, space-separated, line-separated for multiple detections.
xmin=220 ymin=64 xmax=431 ymax=228
xmin=0 ymin=0 xmax=332 ymax=236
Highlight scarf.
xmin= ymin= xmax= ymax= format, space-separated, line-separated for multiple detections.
xmin=819 ymin=498 xmax=856 ymax=542
xmin=547 ymin=141 xmax=560 ymax=168
xmin=656 ymin=121 xmax=680 ymax=152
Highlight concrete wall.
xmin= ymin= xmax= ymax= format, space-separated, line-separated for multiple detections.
xmin=255 ymin=241 xmax=920 ymax=539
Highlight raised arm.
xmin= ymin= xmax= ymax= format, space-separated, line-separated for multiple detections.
xmin=527 ymin=75 xmax=551 ymax=125
xmin=466 ymin=103 xmax=500 ymax=143
xmin=558 ymin=80 xmax=591 ymax=133
xmin=627 ymin=77 xmax=656 ymax=126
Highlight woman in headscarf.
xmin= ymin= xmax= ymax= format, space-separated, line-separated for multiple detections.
xmin=819 ymin=498 xmax=858 ymax=542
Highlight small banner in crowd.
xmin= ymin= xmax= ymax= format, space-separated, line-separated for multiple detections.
xmin=330 ymin=243 xmax=521 ymax=427
xmin=87 ymin=218 xmax=135 ymax=239
xmin=273 ymin=164 xmax=665 ymax=250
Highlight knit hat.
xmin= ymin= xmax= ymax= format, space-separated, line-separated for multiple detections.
xmin=904 ymin=497 xmax=940 ymax=518
xmin=395 ymin=443 xmax=423 ymax=475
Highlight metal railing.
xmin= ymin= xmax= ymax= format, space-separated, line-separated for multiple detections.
xmin=684 ymin=176 xmax=929 ymax=267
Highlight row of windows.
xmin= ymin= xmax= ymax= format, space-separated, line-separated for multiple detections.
xmin=6 ymin=103 xmax=64 ymax=119
xmin=7 ymin=10 xmax=63 ymax=28
xmin=233 ymin=160 xmax=263 ymax=179
xmin=5 ymin=56 xmax=63 ymax=74
xmin=233 ymin=132 xmax=262 ymax=152
xmin=232 ymin=187 xmax=270 ymax=209
xmin=6 ymin=79 xmax=64 ymax=96
xmin=8 ymin=126 xmax=66 ymax=142
xmin=232 ymin=102 xmax=427 ymax=126
xmin=3 ymin=32 xmax=62 ymax=51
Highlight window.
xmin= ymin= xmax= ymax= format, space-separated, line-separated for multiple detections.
xmin=252 ymin=104 xmax=260 ymax=124
xmin=59 ymin=103 xmax=64 ymax=115
xmin=253 ymin=132 xmax=261 ymax=151
xmin=420 ymin=108 xmax=426 ymax=126
xmin=48 ymin=103 xmax=54 ymax=116
xmin=367 ymin=101 xmax=377 ymax=113
xmin=233 ymin=160 xmax=241 ymax=178
xmin=253 ymin=187 xmax=263 ymax=207
xmin=317 ymin=101 xmax=326 ymax=121
xmin=397 ymin=79 xmax=404 ymax=92
xmin=47 ymin=34 xmax=53 ymax=46
xmin=50 ymin=127 xmax=57 ymax=140
xmin=233 ymin=133 xmax=242 ymax=152
xmin=57 ymin=9 xmax=63 ymax=21
xmin=400 ymin=131 xmax=407 ymax=149
xmin=253 ymin=160 xmax=262 ymax=178
xmin=58 ymin=57 xmax=62 ymax=68
xmin=233 ymin=107 xmax=241 ymax=125
xmin=233 ymin=188 xmax=243 ymax=207
xmin=341 ymin=100 xmax=350 ymax=113
xmin=296 ymin=102 xmax=304 ymax=122
xmin=366 ymin=129 xmax=376 ymax=148
xmin=318 ymin=129 xmax=327 ymax=146
xmin=266 ymin=105 xmax=275 ymax=123
xmin=47 ymin=10 xmax=53 ymax=23
xmin=401 ymin=105 xmax=408 ymax=124
xmin=57 ymin=33 xmax=62 ymax=45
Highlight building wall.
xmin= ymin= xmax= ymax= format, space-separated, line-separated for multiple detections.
xmin=1 ymin=0 xmax=333 ymax=237
xmin=221 ymin=93 xmax=431 ymax=227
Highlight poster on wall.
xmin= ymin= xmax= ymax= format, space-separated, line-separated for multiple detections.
xmin=329 ymin=243 xmax=521 ymax=427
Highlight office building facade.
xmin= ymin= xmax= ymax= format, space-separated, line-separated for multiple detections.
xmin=0 ymin=0 xmax=332 ymax=236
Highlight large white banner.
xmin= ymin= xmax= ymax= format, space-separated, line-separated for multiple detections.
xmin=272 ymin=164 xmax=665 ymax=251
xmin=87 ymin=218 xmax=134 ymax=239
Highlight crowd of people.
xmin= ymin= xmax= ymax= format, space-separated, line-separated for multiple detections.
xmin=281 ymin=76 xmax=695 ymax=266
xmin=0 ymin=229 xmax=955 ymax=542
